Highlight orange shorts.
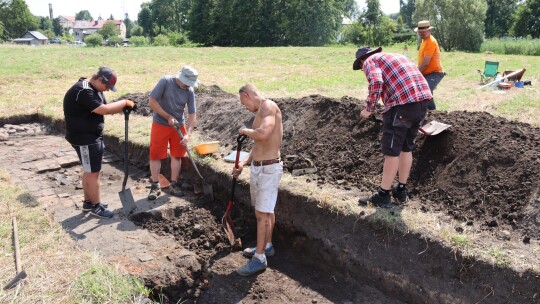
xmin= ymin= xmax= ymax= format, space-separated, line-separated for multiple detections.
xmin=149 ymin=123 xmax=187 ymax=160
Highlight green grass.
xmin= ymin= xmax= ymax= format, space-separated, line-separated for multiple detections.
xmin=0 ymin=169 xmax=147 ymax=303
xmin=481 ymin=38 xmax=540 ymax=56
xmin=488 ymin=248 xmax=512 ymax=267
xmin=75 ymin=262 xmax=150 ymax=303
xmin=0 ymin=44 xmax=538 ymax=146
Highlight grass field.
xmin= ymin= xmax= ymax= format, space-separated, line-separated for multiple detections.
xmin=1 ymin=44 xmax=538 ymax=127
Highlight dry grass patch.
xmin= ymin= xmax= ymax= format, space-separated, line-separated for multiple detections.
xmin=0 ymin=170 xmax=147 ymax=303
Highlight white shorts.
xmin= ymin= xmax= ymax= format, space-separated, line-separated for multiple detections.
xmin=250 ymin=162 xmax=283 ymax=213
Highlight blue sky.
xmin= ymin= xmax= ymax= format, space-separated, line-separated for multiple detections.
xmin=25 ymin=0 xmax=400 ymax=20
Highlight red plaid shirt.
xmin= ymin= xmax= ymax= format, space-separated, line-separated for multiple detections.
xmin=362 ymin=53 xmax=432 ymax=113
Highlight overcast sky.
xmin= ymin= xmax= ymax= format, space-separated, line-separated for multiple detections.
xmin=25 ymin=0 xmax=400 ymax=20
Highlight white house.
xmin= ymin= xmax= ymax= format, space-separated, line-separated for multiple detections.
xmin=57 ymin=15 xmax=75 ymax=30
xmin=72 ymin=20 xmax=126 ymax=42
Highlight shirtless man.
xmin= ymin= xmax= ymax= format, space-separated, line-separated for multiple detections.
xmin=233 ymin=83 xmax=283 ymax=276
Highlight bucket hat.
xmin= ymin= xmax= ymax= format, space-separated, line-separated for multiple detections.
xmin=177 ymin=66 xmax=199 ymax=87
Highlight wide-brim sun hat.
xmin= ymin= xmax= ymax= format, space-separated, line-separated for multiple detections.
xmin=415 ymin=20 xmax=434 ymax=32
xmin=177 ymin=66 xmax=199 ymax=87
xmin=352 ymin=46 xmax=382 ymax=71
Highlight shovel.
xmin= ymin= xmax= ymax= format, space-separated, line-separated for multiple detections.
xmin=118 ymin=106 xmax=137 ymax=214
xmin=3 ymin=217 xmax=27 ymax=290
xmin=173 ymin=124 xmax=214 ymax=201
xmin=222 ymin=135 xmax=247 ymax=247
xmin=419 ymin=120 xmax=452 ymax=136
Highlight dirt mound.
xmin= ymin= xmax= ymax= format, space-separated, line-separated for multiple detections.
xmin=118 ymin=86 xmax=540 ymax=240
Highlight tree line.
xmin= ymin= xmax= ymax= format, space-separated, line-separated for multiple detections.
xmin=1 ymin=0 xmax=539 ymax=52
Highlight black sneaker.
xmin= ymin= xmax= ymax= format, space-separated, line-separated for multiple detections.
xmin=82 ymin=200 xmax=108 ymax=212
xmin=147 ymin=183 xmax=161 ymax=200
xmin=169 ymin=183 xmax=185 ymax=197
xmin=89 ymin=203 xmax=114 ymax=218
xmin=358 ymin=193 xmax=393 ymax=208
xmin=392 ymin=188 xmax=410 ymax=204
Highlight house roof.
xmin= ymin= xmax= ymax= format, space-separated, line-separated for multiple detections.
xmin=59 ymin=16 xmax=75 ymax=21
xmin=73 ymin=20 xmax=123 ymax=30
xmin=26 ymin=31 xmax=48 ymax=40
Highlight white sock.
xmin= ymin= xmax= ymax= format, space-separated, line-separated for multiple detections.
xmin=265 ymin=242 xmax=273 ymax=250
xmin=253 ymin=252 xmax=266 ymax=263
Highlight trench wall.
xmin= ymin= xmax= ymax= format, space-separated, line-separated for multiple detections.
xmin=3 ymin=114 xmax=539 ymax=304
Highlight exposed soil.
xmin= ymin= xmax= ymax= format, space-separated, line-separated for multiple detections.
xmin=120 ymin=85 xmax=540 ymax=240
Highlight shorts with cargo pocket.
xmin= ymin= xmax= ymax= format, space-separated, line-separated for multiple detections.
xmin=381 ymin=101 xmax=429 ymax=157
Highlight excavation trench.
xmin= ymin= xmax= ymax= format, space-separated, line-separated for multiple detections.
xmin=1 ymin=82 xmax=540 ymax=303
xmin=1 ymin=114 xmax=538 ymax=303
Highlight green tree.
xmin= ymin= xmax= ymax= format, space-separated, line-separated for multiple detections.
xmin=188 ymin=0 xmax=215 ymax=45
xmin=485 ymin=0 xmax=517 ymax=38
xmin=363 ymin=0 xmax=383 ymax=26
xmin=109 ymin=14 xmax=114 ymax=20
xmin=414 ymin=0 xmax=487 ymax=52
xmin=283 ymin=0 xmax=341 ymax=46
xmin=130 ymin=25 xmax=144 ymax=37
xmin=0 ymin=20 xmax=4 ymax=42
xmin=152 ymin=33 xmax=169 ymax=46
xmin=511 ymin=0 xmax=540 ymax=38
xmin=138 ymin=3 xmax=153 ymax=36
xmin=52 ymin=17 xmax=63 ymax=36
xmin=129 ymin=35 xmax=149 ymax=46
xmin=108 ymin=35 xmax=123 ymax=45
xmin=39 ymin=17 xmax=52 ymax=31
xmin=0 ymin=0 xmax=38 ymax=40
xmin=399 ymin=0 xmax=416 ymax=28
xmin=123 ymin=13 xmax=134 ymax=38
xmin=85 ymin=33 xmax=103 ymax=46
xmin=98 ymin=21 xmax=120 ymax=40
xmin=75 ymin=10 xmax=93 ymax=21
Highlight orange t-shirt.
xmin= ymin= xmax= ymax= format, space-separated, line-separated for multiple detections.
xmin=418 ymin=35 xmax=443 ymax=75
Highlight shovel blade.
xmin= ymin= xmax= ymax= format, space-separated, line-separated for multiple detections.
xmin=3 ymin=270 xmax=27 ymax=290
xmin=221 ymin=213 xmax=236 ymax=246
xmin=203 ymin=183 xmax=214 ymax=201
xmin=118 ymin=189 xmax=136 ymax=214
xmin=419 ymin=120 xmax=452 ymax=136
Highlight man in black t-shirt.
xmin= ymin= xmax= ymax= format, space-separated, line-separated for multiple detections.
xmin=63 ymin=66 xmax=135 ymax=218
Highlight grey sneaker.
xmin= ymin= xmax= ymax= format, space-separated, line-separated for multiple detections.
xmin=243 ymin=245 xmax=275 ymax=258
xmin=236 ymin=256 xmax=267 ymax=276
xmin=392 ymin=188 xmax=410 ymax=204
xmin=89 ymin=203 xmax=113 ymax=218
xmin=147 ymin=183 xmax=161 ymax=200
xmin=358 ymin=193 xmax=392 ymax=208
xmin=82 ymin=200 xmax=108 ymax=212
xmin=169 ymin=182 xmax=185 ymax=197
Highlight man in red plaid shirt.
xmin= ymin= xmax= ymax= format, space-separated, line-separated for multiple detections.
xmin=353 ymin=46 xmax=432 ymax=208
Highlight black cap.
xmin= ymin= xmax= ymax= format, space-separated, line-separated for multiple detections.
xmin=97 ymin=66 xmax=117 ymax=91
xmin=353 ymin=46 xmax=382 ymax=70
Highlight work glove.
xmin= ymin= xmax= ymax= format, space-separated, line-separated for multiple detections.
xmin=123 ymin=99 xmax=138 ymax=114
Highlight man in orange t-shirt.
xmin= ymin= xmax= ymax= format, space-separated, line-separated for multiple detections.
xmin=416 ymin=20 xmax=445 ymax=110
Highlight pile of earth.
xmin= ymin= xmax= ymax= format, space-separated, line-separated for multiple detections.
xmin=117 ymin=85 xmax=540 ymax=240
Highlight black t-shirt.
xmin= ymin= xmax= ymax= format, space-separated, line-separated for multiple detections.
xmin=63 ymin=78 xmax=106 ymax=145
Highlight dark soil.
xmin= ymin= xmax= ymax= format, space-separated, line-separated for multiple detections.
xmin=119 ymin=85 xmax=540 ymax=240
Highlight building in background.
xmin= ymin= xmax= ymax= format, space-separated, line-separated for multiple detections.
xmin=58 ymin=16 xmax=76 ymax=30
xmin=12 ymin=31 xmax=49 ymax=46
xmin=72 ymin=20 xmax=126 ymax=42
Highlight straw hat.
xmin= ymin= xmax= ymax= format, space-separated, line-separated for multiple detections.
xmin=414 ymin=20 xmax=434 ymax=32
